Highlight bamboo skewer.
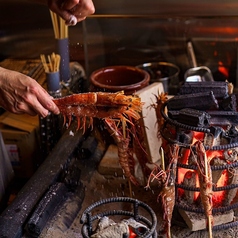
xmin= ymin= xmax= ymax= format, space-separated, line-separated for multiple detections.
xmin=40 ymin=53 xmax=61 ymax=73
xmin=48 ymin=55 xmax=53 ymax=72
xmin=40 ymin=54 xmax=49 ymax=73
xmin=160 ymin=147 xmax=165 ymax=171
xmin=50 ymin=11 xmax=58 ymax=39
xmin=204 ymin=151 xmax=213 ymax=238
xmin=50 ymin=10 xmax=68 ymax=39
xmin=60 ymin=17 xmax=65 ymax=39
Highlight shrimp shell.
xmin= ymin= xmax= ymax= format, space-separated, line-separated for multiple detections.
xmin=105 ymin=118 xmax=140 ymax=186
xmin=53 ymin=92 xmax=143 ymax=130
xmin=53 ymin=91 xmax=142 ymax=109
xmin=145 ymin=144 xmax=179 ymax=238
xmin=195 ymin=141 xmax=213 ymax=238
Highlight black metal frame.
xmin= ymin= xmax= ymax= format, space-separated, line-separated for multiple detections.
xmin=160 ymin=96 xmax=238 ymax=231
xmin=80 ymin=197 xmax=157 ymax=238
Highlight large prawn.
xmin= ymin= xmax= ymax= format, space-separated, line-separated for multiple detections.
xmin=153 ymin=92 xmax=168 ymax=137
xmin=53 ymin=91 xmax=142 ymax=132
xmin=105 ymin=118 xmax=140 ymax=186
xmin=145 ymin=144 xmax=179 ymax=238
xmin=53 ymin=91 xmax=143 ymax=185
xmin=194 ymin=140 xmax=213 ymax=238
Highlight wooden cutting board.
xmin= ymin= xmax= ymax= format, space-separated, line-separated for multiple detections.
xmin=135 ymin=82 xmax=164 ymax=163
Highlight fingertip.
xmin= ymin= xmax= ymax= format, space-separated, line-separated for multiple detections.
xmin=52 ymin=104 xmax=60 ymax=115
xmin=55 ymin=109 xmax=60 ymax=115
xmin=65 ymin=15 xmax=77 ymax=26
xmin=40 ymin=111 xmax=49 ymax=118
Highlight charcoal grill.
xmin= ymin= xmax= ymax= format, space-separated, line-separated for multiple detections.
xmin=159 ymin=81 xmax=238 ymax=231
xmin=80 ymin=197 xmax=157 ymax=238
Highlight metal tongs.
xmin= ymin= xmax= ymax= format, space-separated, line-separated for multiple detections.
xmin=185 ymin=41 xmax=214 ymax=82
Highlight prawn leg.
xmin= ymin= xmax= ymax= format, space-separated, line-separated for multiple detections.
xmin=104 ymin=118 xmax=140 ymax=186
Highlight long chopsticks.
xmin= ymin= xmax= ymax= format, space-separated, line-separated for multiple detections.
xmin=50 ymin=10 xmax=68 ymax=39
xmin=40 ymin=53 xmax=61 ymax=73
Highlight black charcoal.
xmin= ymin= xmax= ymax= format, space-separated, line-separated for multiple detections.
xmin=177 ymin=108 xmax=211 ymax=127
xmin=26 ymin=183 xmax=68 ymax=237
xmin=179 ymin=81 xmax=229 ymax=98
xmin=167 ymin=91 xmax=218 ymax=111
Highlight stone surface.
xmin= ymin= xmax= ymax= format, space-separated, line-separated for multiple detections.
xmin=97 ymin=144 xmax=123 ymax=177
xmin=135 ymin=82 xmax=164 ymax=163
xmin=179 ymin=209 xmax=234 ymax=231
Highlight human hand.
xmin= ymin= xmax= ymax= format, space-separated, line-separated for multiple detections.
xmin=48 ymin=0 xmax=95 ymax=26
xmin=0 ymin=67 xmax=60 ymax=117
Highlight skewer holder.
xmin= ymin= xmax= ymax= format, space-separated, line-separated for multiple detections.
xmin=46 ymin=71 xmax=61 ymax=93
xmin=56 ymin=38 xmax=70 ymax=83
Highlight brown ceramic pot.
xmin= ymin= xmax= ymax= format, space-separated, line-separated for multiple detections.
xmin=90 ymin=65 xmax=150 ymax=145
xmin=90 ymin=65 xmax=150 ymax=95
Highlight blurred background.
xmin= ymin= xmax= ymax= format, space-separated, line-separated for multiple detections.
xmin=1 ymin=0 xmax=238 ymax=86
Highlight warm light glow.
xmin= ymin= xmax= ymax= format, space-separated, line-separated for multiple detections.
xmin=218 ymin=61 xmax=229 ymax=78
xmin=195 ymin=26 xmax=238 ymax=35
xmin=178 ymin=167 xmax=191 ymax=184
xmin=212 ymin=169 xmax=228 ymax=207
xmin=206 ymin=150 xmax=224 ymax=160
xmin=177 ymin=131 xmax=229 ymax=207
xmin=192 ymin=132 xmax=205 ymax=143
